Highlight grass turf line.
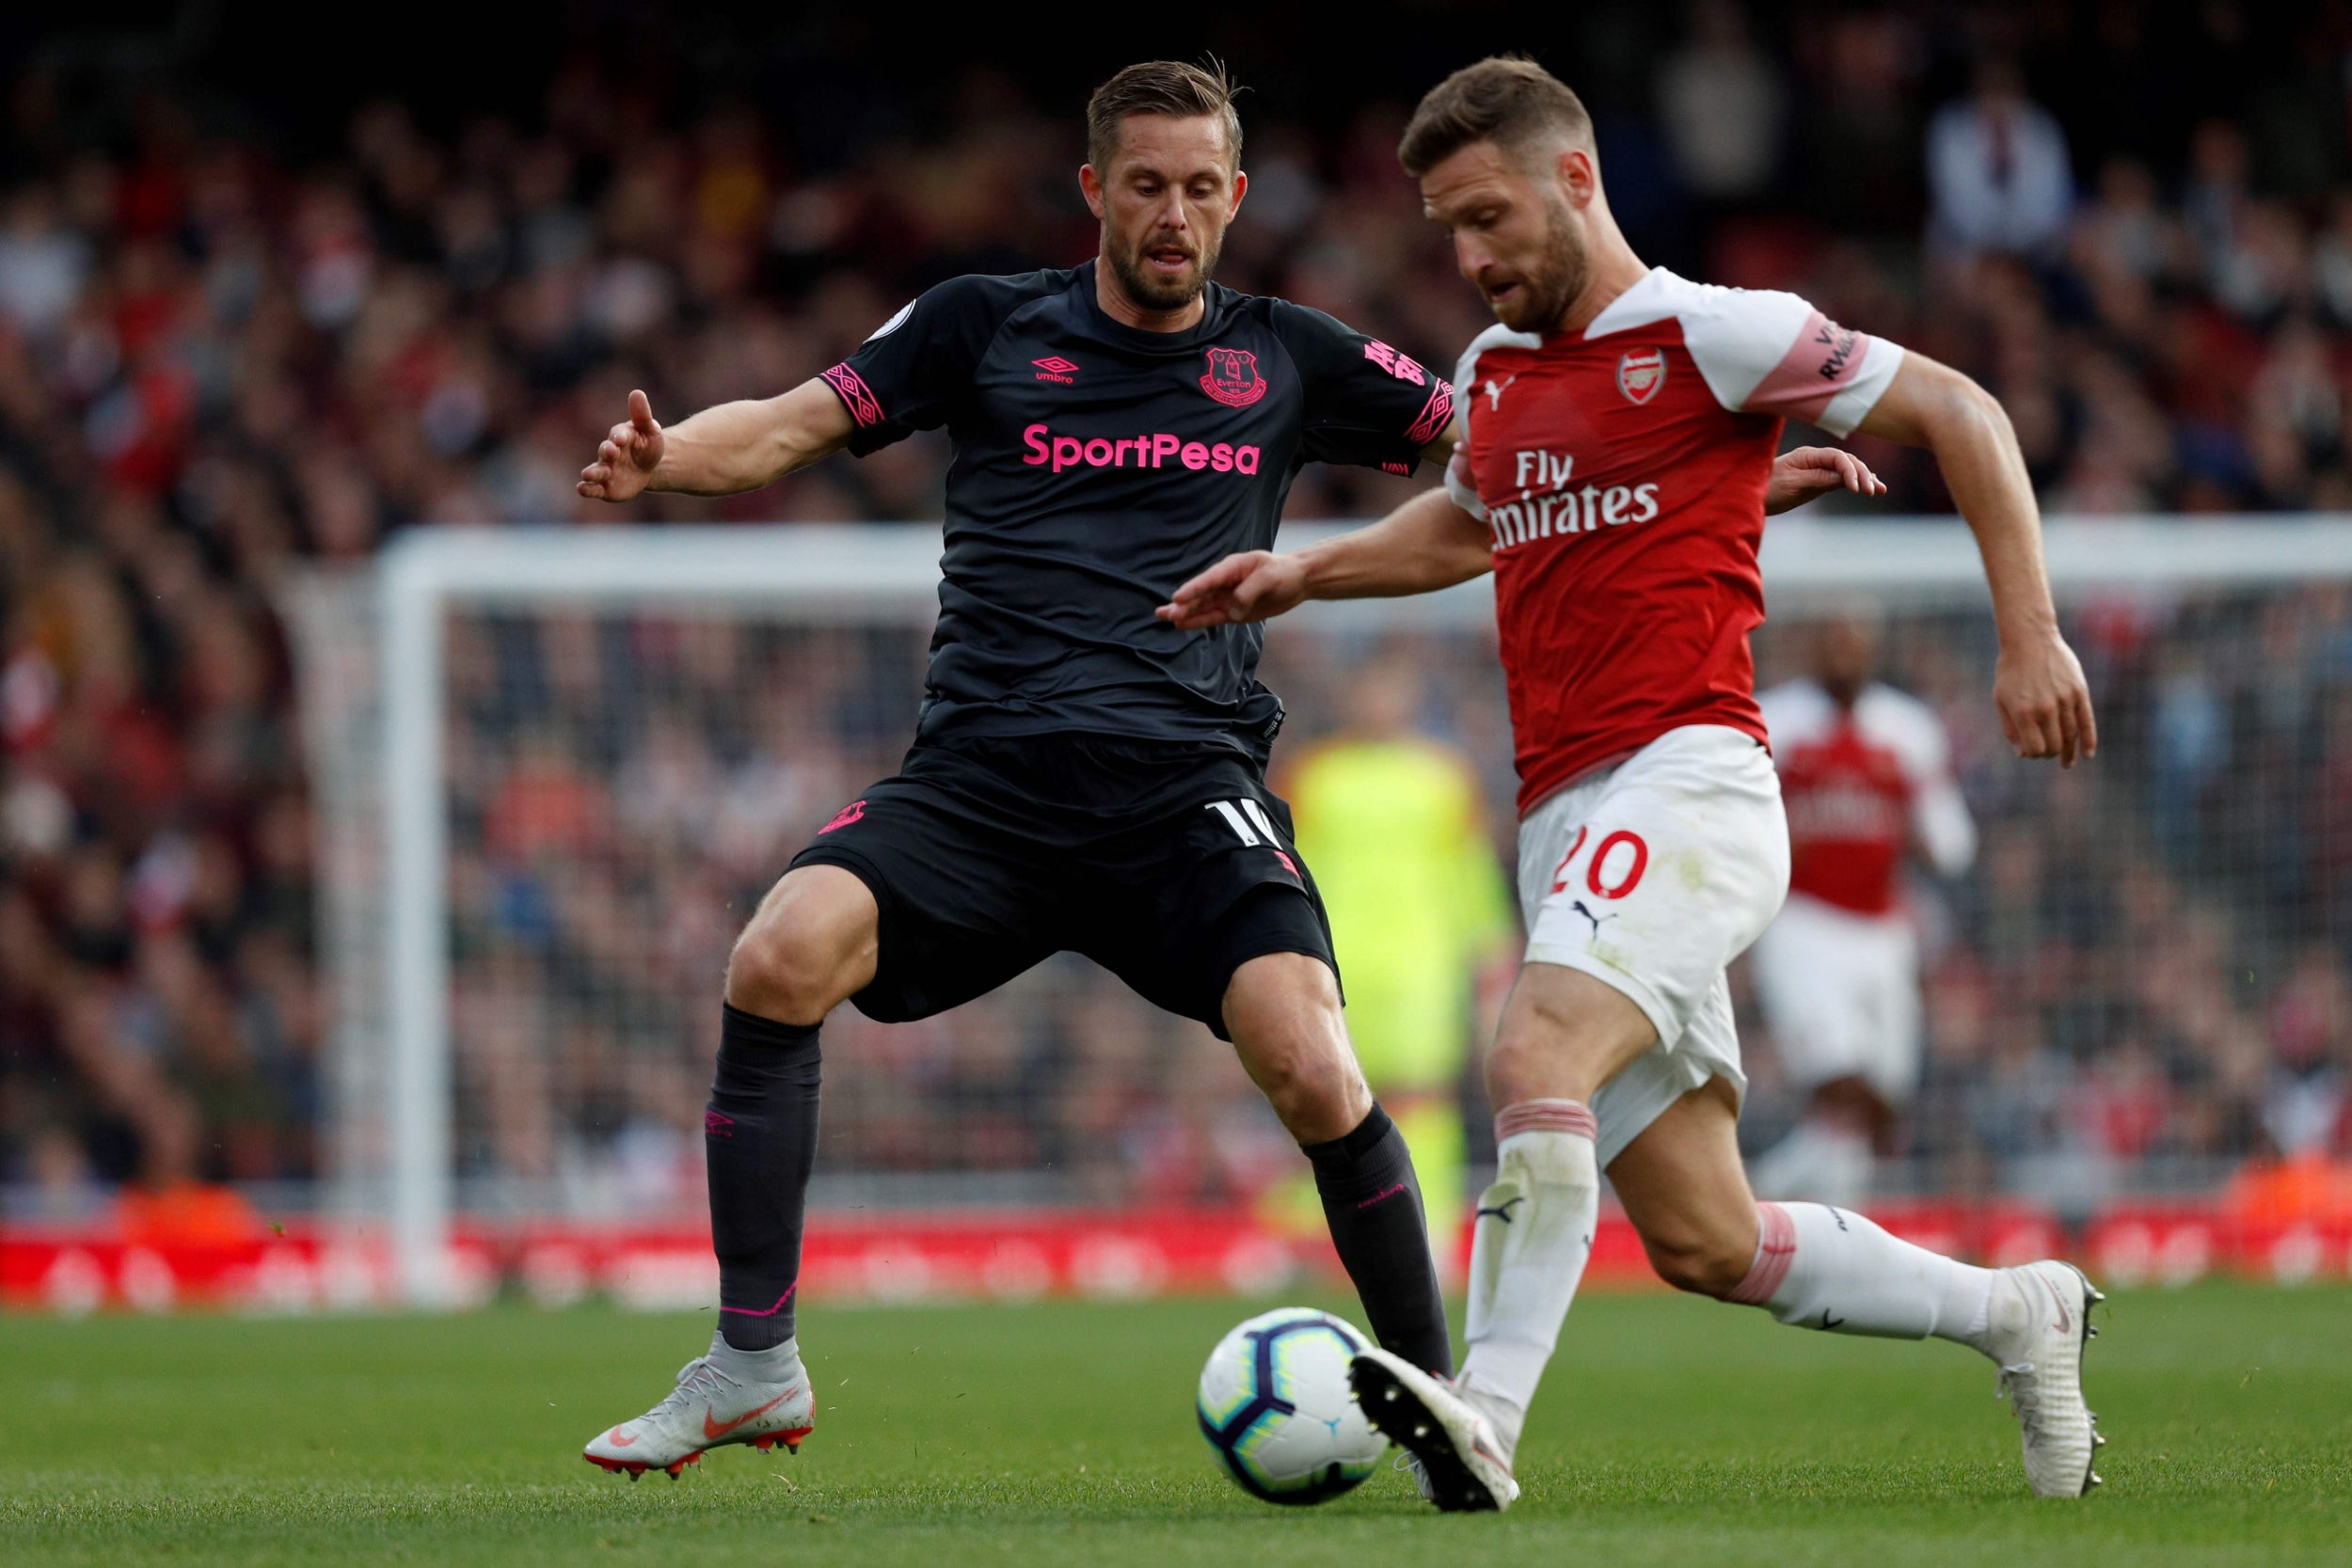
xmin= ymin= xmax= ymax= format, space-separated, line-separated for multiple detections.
xmin=2 ymin=1281 xmax=2345 ymax=1566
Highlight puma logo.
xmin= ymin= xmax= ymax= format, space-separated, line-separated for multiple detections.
xmin=1570 ymin=899 xmax=1617 ymax=939
xmin=1484 ymin=375 xmax=1517 ymax=410
xmin=1476 ymin=1196 xmax=1527 ymax=1225
xmin=1819 ymin=1311 xmax=1846 ymax=1331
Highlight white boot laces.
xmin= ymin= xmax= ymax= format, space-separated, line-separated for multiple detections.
xmin=651 ymin=1356 xmax=743 ymax=1421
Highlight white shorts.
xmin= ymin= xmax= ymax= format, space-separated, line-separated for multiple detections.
xmin=1517 ymin=725 xmax=1789 ymax=1167
xmin=1748 ymin=892 xmax=1922 ymax=1103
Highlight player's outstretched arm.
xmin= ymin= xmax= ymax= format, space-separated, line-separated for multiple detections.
xmin=1766 ymin=447 xmax=1887 ymax=515
xmin=1856 ymin=354 xmax=2096 ymax=767
xmin=578 ymin=381 xmax=856 ymax=502
xmin=1158 ymin=487 xmax=1492 ymax=629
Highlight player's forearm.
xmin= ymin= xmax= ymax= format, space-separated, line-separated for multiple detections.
xmin=651 ymin=384 xmax=849 ymax=496
xmin=1295 ymin=488 xmax=1493 ymax=601
xmin=1931 ymin=385 xmax=2058 ymax=646
xmin=1865 ymin=359 xmax=2058 ymax=647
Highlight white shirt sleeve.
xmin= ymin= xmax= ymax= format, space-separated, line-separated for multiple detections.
xmin=1865 ymin=687 xmax=1976 ymax=876
xmin=1445 ymin=325 xmax=1535 ymax=524
xmin=1755 ymin=678 xmax=1830 ymax=749
xmin=1444 ymin=444 xmax=1487 ymax=521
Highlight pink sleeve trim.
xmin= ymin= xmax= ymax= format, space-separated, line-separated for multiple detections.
xmin=1403 ymin=380 xmax=1456 ymax=447
xmin=1727 ymin=1200 xmax=1797 ymax=1305
xmin=1741 ymin=310 xmax=1877 ymax=424
xmin=821 ymin=362 xmax=884 ymax=429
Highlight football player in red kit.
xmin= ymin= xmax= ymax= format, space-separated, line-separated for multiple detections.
xmin=1162 ymin=57 xmax=2102 ymax=1510
xmin=1750 ymin=614 xmax=1978 ymax=1206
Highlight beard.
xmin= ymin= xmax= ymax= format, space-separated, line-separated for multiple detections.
xmin=1107 ymin=226 xmax=1222 ymax=312
xmin=1486 ymin=199 xmax=1589 ymax=335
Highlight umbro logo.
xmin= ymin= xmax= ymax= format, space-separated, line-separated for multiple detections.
xmin=1033 ymin=356 xmax=1079 ymax=385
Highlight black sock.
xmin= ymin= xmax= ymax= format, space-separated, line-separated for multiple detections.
xmin=707 ymin=1004 xmax=822 ymax=1352
xmin=1302 ymin=1103 xmax=1454 ymax=1376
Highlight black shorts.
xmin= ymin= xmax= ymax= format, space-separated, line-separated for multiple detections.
xmin=789 ymin=734 xmax=1338 ymax=1039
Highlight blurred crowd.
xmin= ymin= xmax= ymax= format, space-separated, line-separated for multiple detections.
xmin=6 ymin=3 xmax=2352 ymax=1224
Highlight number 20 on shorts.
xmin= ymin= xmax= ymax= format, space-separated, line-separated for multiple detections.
xmin=1549 ymin=825 xmax=1650 ymax=899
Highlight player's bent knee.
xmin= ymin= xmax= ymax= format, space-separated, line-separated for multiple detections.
xmin=1224 ymin=957 xmax=1368 ymax=1145
xmin=1640 ymin=1223 xmax=1757 ymax=1298
xmin=1247 ymin=1033 xmax=1365 ymax=1143
xmin=724 ymin=925 xmax=842 ymax=1025
xmin=723 ymin=869 xmax=878 ymax=1025
xmin=1486 ymin=964 xmax=1659 ymax=1106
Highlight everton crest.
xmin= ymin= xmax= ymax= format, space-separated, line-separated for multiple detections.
xmin=1200 ymin=346 xmax=1269 ymax=408
xmin=1616 ymin=346 xmax=1666 ymax=405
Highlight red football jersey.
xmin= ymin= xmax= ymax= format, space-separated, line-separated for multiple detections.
xmin=1448 ymin=268 xmax=1904 ymax=816
xmin=1758 ymin=678 xmax=1976 ymax=916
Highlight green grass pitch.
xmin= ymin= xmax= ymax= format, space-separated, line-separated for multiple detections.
xmin=4 ymin=1282 xmax=2345 ymax=1566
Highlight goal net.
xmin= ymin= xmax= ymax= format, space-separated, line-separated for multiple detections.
xmin=286 ymin=518 xmax=2352 ymax=1304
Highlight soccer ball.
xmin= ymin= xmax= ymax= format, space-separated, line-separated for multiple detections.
xmin=1196 ymin=1307 xmax=1388 ymax=1505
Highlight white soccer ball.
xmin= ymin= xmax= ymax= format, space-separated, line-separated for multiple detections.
xmin=1196 ymin=1307 xmax=1388 ymax=1505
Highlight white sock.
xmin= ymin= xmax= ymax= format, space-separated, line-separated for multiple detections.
xmin=1728 ymin=1201 xmax=1994 ymax=1347
xmin=1458 ymin=1100 xmax=1599 ymax=1455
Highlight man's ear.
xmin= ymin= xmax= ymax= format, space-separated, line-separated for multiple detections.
xmin=1556 ymin=145 xmax=1598 ymax=207
xmin=1226 ymin=167 xmax=1248 ymax=220
xmin=1079 ymin=163 xmax=1107 ymax=220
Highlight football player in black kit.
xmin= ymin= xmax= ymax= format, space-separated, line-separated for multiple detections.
xmin=575 ymin=59 xmax=1858 ymax=1478
xmin=576 ymin=59 xmax=1466 ymax=1478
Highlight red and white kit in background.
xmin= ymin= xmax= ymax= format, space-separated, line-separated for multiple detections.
xmin=1752 ymin=679 xmax=1977 ymax=1103
xmin=1448 ymin=266 xmax=1904 ymax=1164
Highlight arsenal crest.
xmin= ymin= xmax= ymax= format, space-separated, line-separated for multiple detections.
xmin=1617 ymin=346 xmax=1667 ymax=405
xmin=1200 ymin=346 xmax=1269 ymax=408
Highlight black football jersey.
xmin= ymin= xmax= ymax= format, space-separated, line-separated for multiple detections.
xmin=818 ymin=261 xmax=1455 ymax=755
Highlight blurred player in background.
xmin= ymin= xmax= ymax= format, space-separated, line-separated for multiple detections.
xmin=1282 ymin=649 xmax=1518 ymax=1265
xmin=1165 ymin=55 xmax=2104 ymax=1511
xmin=1749 ymin=612 xmax=1977 ymax=1207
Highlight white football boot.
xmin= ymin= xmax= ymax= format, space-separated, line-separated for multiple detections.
xmin=1981 ymin=1260 xmax=2106 ymax=1497
xmin=583 ymin=1333 xmax=814 ymax=1480
xmin=1350 ymin=1347 xmax=1519 ymax=1512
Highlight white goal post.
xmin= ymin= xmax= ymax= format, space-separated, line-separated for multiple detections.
xmin=318 ymin=516 xmax=2352 ymax=1306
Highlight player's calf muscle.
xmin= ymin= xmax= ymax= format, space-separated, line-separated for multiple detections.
xmin=1611 ymin=1085 xmax=1760 ymax=1298
xmin=723 ymin=866 xmax=879 ymax=1024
